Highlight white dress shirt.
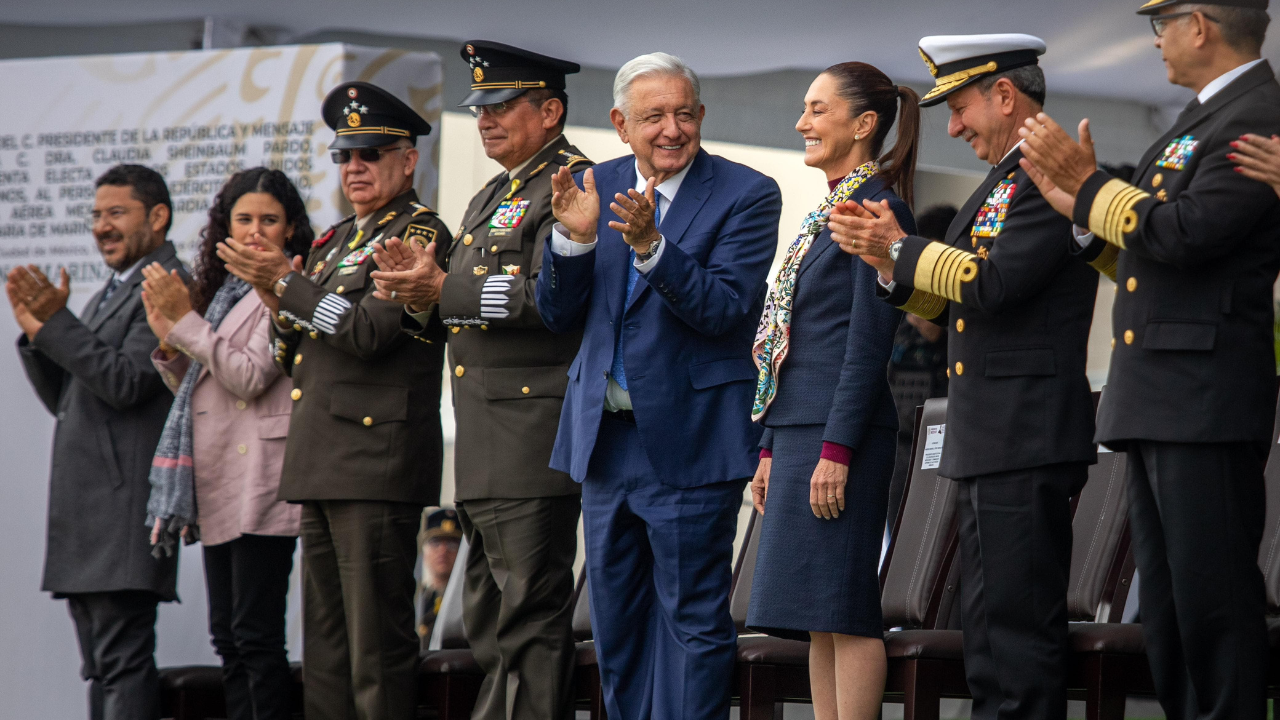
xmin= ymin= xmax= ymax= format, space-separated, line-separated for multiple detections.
xmin=551 ymin=158 xmax=694 ymax=410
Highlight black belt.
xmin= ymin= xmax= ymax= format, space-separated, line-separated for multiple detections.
xmin=604 ymin=409 xmax=636 ymax=423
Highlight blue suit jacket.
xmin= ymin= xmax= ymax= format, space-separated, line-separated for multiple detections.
xmin=537 ymin=149 xmax=783 ymax=487
xmin=758 ymin=177 xmax=913 ymax=452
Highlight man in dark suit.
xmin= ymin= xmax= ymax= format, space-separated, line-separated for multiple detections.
xmin=538 ymin=52 xmax=782 ymax=720
xmin=8 ymin=164 xmax=183 ymax=720
xmin=371 ymin=42 xmax=592 ymax=720
xmin=830 ymin=35 xmax=1099 ymax=720
xmin=218 ymin=82 xmax=451 ymax=720
xmin=1019 ymin=1 xmax=1280 ymax=715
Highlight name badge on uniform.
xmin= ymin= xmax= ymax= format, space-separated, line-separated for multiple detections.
xmin=405 ymin=223 xmax=438 ymax=248
xmin=971 ymin=179 xmax=1016 ymax=239
xmin=490 ymin=198 xmax=530 ymax=229
xmin=1156 ymin=135 xmax=1198 ymax=171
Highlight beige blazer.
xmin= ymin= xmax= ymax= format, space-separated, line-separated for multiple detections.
xmin=152 ymin=292 xmax=300 ymax=545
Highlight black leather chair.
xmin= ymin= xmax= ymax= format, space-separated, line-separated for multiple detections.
xmin=158 ymin=665 xmax=226 ymax=720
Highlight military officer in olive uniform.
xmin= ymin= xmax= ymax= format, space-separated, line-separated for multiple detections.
xmin=220 ymin=80 xmax=450 ymax=720
xmin=1019 ymin=1 xmax=1280 ymax=715
xmin=371 ymin=42 xmax=590 ymax=720
xmin=417 ymin=508 xmax=463 ymax=650
xmin=829 ymin=35 xmax=1099 ymax=720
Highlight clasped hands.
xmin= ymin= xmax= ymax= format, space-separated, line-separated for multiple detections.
xmin=370 ymin=237 xmax=443 ymax=312
xmin=827 ymin=199 xmax=906 ymax=280
xmin=139 ymin=263 xmax=193 ymax=357
xmin=216 ymin=233 xmax=302 ymax=314
xmin=551 ymin=166 xmax=661 ymax=254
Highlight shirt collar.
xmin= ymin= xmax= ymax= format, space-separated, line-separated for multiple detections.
xmin=999 ymin=138 xmax=1026 ymax=165
xmin=634 ymin=158 xmax=693 ymax=201
xmin=508 ymin=135 xmax=564 ymax=178
xmin=1198 ymin=58 xmax=1264 ymax=104
xmin=113 ymin=255 xmax=149 ymax=283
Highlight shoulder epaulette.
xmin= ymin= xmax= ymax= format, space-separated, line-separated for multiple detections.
xmin=411 ymin=202 xmax=437 ymax=217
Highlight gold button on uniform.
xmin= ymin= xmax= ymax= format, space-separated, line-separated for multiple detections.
xmin=491 ymin=245 xmax=499 ymax=253
xmin=1124 ymin=330 xmax=1135 ymax=345
xmin=1126 ymin=277 xmax=1137 ymax=292
xmin=235 ymin=400 xmax=246 ymax=410
xmin=451 ymin=327 xmax=460 ymax=333
xmin=336 ymin=285 xmax=345 ymax=294
xmin=1111 ymin=338 xmax=1117 ymax=349
xmin=481 ymin=325 xmax=488 ymax=331
xmin=363 ymin=417 xmax=373 ymax=427
xmin=956 ymin=319 xmax=965 ymax=333
xmin=291 ymin=389 xmax=302 ymax=401
xmin=309 ymin=331 xmax=318 ymax=339
xmin=1152 ymin=173 xmax=1163 ymax=188
xmin=455 ymin=366 xmax=465 ymax=377
xmin=946 ymin=367 xmax=951 ymax=378
xmin=955 ymin=362 xmax=964 ymax=376
xmin=294 ymin=354 xmax=302 ymax=365
xmin=463 ymin=234 xmax=473 ymax=246
xmin=237 ymin=444 xmax=247 ymax=455
xmin=521 ymin=386 xmax=530 ymax=394
xmin=293 ymin=324 xmax=302 ymax=332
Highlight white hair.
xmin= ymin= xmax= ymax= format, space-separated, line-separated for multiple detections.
xmin=612 ymin=52 xmax=701 ymax=114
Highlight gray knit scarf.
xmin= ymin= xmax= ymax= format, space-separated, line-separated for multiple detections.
xmin=146 ymin=276 xmax=251 ymax=558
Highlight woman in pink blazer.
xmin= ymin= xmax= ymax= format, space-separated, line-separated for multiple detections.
xmin=142 ymin=168 xmax=312 ymax=720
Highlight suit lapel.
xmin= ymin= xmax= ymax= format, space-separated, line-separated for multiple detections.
xmin=797 ymin=176 xmax=885 ymax=280
xmin=946 ymin=151 xmax=1020 ymax=248
xmin=1137 ymin=62 xmax=1274 ymax=173
xmin=88 ymin=242 xmax=175 ymax=331
xmin=625 ymin=151 xmax=713 ymax=313
xmin=603 ymin=160 xmax=633 ymax=322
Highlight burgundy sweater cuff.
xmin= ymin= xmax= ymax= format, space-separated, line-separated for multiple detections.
xmin=759 ymin=448 xmax=773 ymax=460
xmin=821 ymin=442 xmax=853 ymax=466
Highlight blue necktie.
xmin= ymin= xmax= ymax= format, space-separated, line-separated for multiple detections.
xmin=96 ymin=276 xmax=121 ymax=314
xmin=610 ymin=191 xmax=662 ymax=391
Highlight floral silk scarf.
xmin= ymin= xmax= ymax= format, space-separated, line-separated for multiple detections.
xmin=751 ymin=161 xmax=879 ymax=421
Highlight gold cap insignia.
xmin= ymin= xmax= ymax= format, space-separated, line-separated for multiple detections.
xmin=919 ymin=48 xmax=939 ymax=77
xmin=442 ymin=520 xmax=456 ymax=532
xmin=347 ymin=113 xmax=361 ymax=127
xmin=474 ymin=67 xmax=484 ymax=82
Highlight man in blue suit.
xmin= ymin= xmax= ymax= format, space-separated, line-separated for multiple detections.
xmin=537 ymin=52 xmax=782 ymax=720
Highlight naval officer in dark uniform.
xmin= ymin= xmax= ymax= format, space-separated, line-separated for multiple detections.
xmin=829 ymin=35 xmax=1099 ymax=720
xmin=371 ymin=42 xmax=591 ymax=720
xmin=218 ymin=81 xmax=451 ymax=720
xmin=1019 ymin=1 xmax=1280 ymax=715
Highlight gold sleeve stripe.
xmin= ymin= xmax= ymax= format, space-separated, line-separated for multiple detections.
xmin=1088 ymin=243 xmax=1119 ymax=281
xmin=899 ymin=289 xmax=948 ymax=320
xmin=1087 ymin=179 xmax=1150 ymax=249
xmin=913 ymin=241 xmax=979 ymax=303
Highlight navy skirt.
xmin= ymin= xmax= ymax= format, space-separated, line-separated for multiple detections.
xmin=747 ymin=423 xmax=896 ymax=640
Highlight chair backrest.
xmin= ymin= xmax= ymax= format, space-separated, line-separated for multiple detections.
xmin=881 ymin=397 xmax=959 ymax=629
xmin=428 ymin=536 xmax=470 ymax=650
xmin=571 ymin=567 xmax=593 ymax=642
xmin=1066 ymin=450 xmax=1131 ymax=621
xmin=1257 ymin=402 xmax=1280 ymax=612
xmin=729 ymin=510 xmax=762 ymax=633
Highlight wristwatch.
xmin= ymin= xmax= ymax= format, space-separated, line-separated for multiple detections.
xmin=273 ymin=272 xmax=294 ymax=298
xmin=888 ymin=239 xmax=904 ymax=261
xmin=636 ymin=236 xmax=662 ymax=264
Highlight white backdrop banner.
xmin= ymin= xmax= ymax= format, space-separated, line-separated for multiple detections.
xmin=0 ymin=44 xmax=441 ymax=719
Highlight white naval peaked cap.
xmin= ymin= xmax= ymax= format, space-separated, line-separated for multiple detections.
xmin=917 ymin=33 xmax=1047 ymax=107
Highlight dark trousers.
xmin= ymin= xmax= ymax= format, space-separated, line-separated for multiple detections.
xmin=203 ymin=534 xmax=297 ymax=720
xmin=582 ymin=415 xmax=744 ymax=720
xmin=300 ymin=500 xmax=421 ymax=720
xmin=956 ymin=462 xmax=1085 ymax=720
xmin=1126 ymin=441 xmax=1268 ymax=720
xmin=456 ymin=495 xmax=580 ymax=720
xmin=66 ymin=590 xmax=161 ymax=720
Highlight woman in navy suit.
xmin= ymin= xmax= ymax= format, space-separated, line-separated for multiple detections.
xmin=749 ymin=63 xmax=919 ymax=720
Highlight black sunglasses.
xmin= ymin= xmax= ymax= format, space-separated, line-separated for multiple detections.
xmin=330 ymin=146 xmax=407 ymax=165
xmin=1150 ymin=9 xmax=1218 ymax=36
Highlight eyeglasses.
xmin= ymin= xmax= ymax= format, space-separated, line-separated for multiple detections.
xmin=467 ymin=99 xmax=531 ymax=118
xmin=1150 ymin=10 xmax=1218 ymax=37
xmin=330 ymin=146 xmax=408 ymax=165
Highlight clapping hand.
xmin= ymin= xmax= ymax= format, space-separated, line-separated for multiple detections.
xmin=1230 ymin=134 xmax=1280 ymax=199
xmin=140 ymin=262 xmax=192 ymax=354
xmin=609 ymin=177 xmax=660 ymax=254
xmin=370 ymin=237 xmax=445 ymax=311
xmin=216 ymin=235 xmax=293 ymax=291
xmin=7 ymin=265 xmax=70 ymax=323
xmin=551 ymin=166 xmax=600 ymax=244
xmin=5 ymin=268 xmax=46 ymax=340
xmin=827 ymin=199 xmax=905 ymax=278
xmin=1018 ymin=114 xmax=1097 ymax=219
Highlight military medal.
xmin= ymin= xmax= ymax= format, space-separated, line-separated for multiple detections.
xmin=502 ymin=264 xmax=521 ymax=275
xmin=1156 ymin=135 xmax=1198 ymax=171
xmin=491 ymin=198 xmax=530 ymax=229
xmin=972 ymin=180 xmax=1016 ymax=238
xmin=337 ymin=245 xmax=376 ymax=269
